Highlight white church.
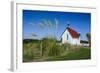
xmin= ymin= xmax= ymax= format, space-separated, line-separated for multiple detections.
xmin=61 ymin=24 xmax=81 ymax=45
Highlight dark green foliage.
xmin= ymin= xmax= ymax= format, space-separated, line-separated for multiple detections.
xmin=23 ymin=39 xmax=40 ymax=43
xmin=86 ymin=33 xmax=91 ymax=47
xmin=80 ymin=40 xmax=88 ymax=44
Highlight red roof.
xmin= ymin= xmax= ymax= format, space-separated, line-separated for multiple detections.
xmin=67 ymin=27 xmax=80 ymax=38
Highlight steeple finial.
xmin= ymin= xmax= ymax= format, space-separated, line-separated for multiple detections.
xmin=67 ymin=21 xmax=70 ymax=28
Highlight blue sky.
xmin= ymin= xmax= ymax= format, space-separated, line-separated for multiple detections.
xmin=23 ymin=10 xmax=91 ymax=40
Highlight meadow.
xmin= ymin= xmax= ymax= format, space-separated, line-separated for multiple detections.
xmin=23 ymin=38 xmax=91 ymax=62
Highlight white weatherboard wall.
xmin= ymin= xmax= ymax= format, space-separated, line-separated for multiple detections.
xmin=73 ymin=38 xmax=80 ymax=45
xmin=62 ymin=29 xmax=73 ymax=44
xmin=62 ymin=29 xmax=80 ymax=45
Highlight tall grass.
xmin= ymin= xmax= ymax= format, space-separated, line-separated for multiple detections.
xmin=41 ymin=37 xmax=65 ymax=57
xmin=23 ymin=38 xmax=90 ymax=62
xmin=23 ymin=37 xmax=65 ymax=62
xmin=23 ymin=42 xmax=41 ymax=62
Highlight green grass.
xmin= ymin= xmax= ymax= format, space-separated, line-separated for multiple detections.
xmin=45 ymin=47 xmax=91 ymax=61
xmin=23 ymin=39 xmax=91 ymax=62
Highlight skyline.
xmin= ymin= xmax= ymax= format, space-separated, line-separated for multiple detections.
xmin=23 ymin=10 xmax=91 ymax=41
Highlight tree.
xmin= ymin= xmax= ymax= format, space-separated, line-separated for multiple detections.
xmin=86 ymin=33 xmax=91 ymax=47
